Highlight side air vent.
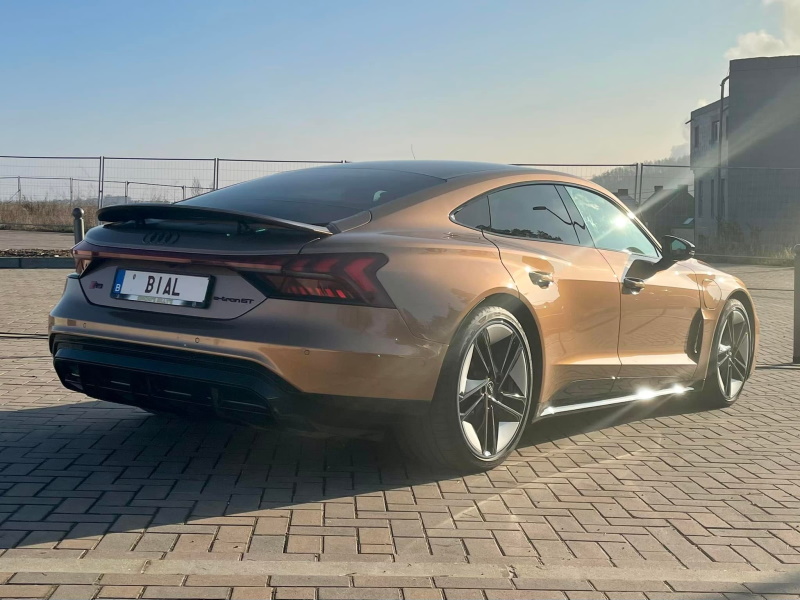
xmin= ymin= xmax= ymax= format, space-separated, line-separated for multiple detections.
xmin=687 ymin=310 xmax=704 ymax=361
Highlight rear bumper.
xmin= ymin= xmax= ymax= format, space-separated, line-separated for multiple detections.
xmin=51 ymin=334 xmax=428 ymax=430
xmin=49 ymin=274 xmax=446 ymax=427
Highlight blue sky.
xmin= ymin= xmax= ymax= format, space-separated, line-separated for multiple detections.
xmin=0 ymin=0 xmax=786 ymax=163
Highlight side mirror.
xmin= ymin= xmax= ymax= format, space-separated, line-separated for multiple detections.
xmin=662 ymin=235 xmax=695 ymax=262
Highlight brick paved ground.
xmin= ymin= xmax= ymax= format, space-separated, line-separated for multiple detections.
xmin=0 ymin=265 xmax=799 ymax=599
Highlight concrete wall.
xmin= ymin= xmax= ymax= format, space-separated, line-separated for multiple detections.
xmin=728 ymin=56 xmax=800 ymax=169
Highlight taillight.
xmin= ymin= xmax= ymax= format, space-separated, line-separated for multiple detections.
xmin=249 ymin=254 xmax=394 ymax=308
xmin=72 ymin=242 xmax=93 ymax=274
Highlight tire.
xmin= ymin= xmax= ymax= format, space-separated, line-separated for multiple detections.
xmin=697 ymin=298 xmax=754 ymax=408
xmin=396 ymin=306 xmax=536 ymax=472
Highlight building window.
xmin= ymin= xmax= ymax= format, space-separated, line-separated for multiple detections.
xmin=711 ymin=121 xmax=720 ymax=143
xmin=694 ymin=125 xmax=699 ymax=148
xmin=710 ymin=179 xmax=716 ymax=218
xmin=697 ymin=180 xmax=703 ymax=217
xmin=720 ymin=178 xmax=725 ymax=219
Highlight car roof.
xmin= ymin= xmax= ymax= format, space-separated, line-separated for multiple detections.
xmin=326 ymin=160 xmax=551 ymax=180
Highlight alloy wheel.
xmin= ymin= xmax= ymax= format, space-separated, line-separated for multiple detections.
xmin=457 ymin=321 xmax=530 ymax=459
xmin=716 ymin=307 xmax=751 ymax=400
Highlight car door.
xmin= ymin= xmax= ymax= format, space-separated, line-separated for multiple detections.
xmin=480 ymin=183 xmax=622 ymax=411
xmin=563 ymin=185 xmax=702 ymax=393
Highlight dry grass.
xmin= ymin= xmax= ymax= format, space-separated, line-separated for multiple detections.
xmin=0 ymin=199 xmax=98 ymax=231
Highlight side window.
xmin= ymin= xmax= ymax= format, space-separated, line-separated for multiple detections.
xmin=452 ymin=196 xmax=490 ymax=230
xmin=487 ymin=185 xmax=580 ymax=245
xmin=565 ymin=186 xmax=659 ymax=259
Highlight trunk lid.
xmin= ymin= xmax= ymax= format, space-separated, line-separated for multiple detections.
xmin=75 ymin=206 xmax=327 ymax=319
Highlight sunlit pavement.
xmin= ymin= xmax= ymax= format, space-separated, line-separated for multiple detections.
xmin=1 ymin=265 xmax=799 ymax=599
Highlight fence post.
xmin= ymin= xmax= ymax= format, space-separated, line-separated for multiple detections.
xmin=98 ymin=156 xmax=105 ymax=207
xmin=69 ymin=177 xmax=73 ymax=202
xmin=72 ymin=207 xmax=85 ymax=244
xmin=124 ymin=181 xmax=129 ymax=204
xmin=213 ymin=158 xmax=219 ymax=190
xmin=181 ymin=185 xmax=186 ymax=200
xmin=637 ymin=163 xmax=644 ymax=205
xmin=794 ymin=245 xmax=800 ymax=363
xmin=17 ymin=176 xmax=21 ymax=200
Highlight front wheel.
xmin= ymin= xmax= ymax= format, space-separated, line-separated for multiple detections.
xmin=698 ymin=298 xmax=753 ymax=408
xmin=396 ymin=306 xmax=536 ymax=472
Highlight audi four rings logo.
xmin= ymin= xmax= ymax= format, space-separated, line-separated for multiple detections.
xmin=142 ymin=231 xmax=180 ymax=245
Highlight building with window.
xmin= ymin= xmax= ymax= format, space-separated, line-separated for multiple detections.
xmin=689 ymin=55 xmax=800 ymax=250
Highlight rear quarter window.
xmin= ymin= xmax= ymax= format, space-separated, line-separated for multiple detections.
xmin=452 ymin=196 xmax=490 ymax=230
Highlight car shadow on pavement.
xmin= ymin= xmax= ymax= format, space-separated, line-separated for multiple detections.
xmin=0 ymin=395 xmax=711 ymax=553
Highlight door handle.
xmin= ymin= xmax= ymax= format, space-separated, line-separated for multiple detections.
xmin=623 ymin=277 xmax=645 ymax=294
xmin=529 ymin=271 xmax=554 ymax=289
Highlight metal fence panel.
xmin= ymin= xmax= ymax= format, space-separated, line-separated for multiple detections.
xmin=639 ymin=164 xmax=800 ymax=257
xmin=514 ymin=163 xmax=639 ymax=200
xmin=0 ymin=156 xmax=101 ymax=230
xmin=216 ymin=159 xmax=343 ymax=189
xmin=718 ymin=167 xmax=800 ymax=256
xmin=100 ymin=157 xmax=216 ymax=206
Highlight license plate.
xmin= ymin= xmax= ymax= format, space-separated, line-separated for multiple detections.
xmin=111 ymin=269 xmax=213 ymax=308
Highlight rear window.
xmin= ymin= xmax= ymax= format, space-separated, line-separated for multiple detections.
xmin=182 ymin=166 xmax=444 ymax=225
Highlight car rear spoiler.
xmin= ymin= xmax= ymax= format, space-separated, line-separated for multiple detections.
xmin=97 ymin=203 xmax=334 ymax=236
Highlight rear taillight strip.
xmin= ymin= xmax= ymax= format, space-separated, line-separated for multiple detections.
xmin=73 ymin=242 xmax=394 ymax=308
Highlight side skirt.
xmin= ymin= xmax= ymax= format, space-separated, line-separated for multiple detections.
xmin=537 ymin=384 xmax=694 ymax=417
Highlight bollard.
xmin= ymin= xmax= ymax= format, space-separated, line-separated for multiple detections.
xmin=72 ymin=207 xmax=85 ymax=244
xmin=795 ymin=245 xmax=800 ymax=363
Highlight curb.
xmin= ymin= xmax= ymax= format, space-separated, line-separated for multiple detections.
xmin=0 ymin=257 xmax=74 ymax=269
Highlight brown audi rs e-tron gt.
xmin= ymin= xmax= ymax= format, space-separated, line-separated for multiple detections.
xmin=50 ymin=161 xmax=758 ymax=471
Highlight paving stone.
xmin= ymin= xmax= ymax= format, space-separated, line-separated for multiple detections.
xmin=318 ymin=588 xmax=401 ymax=600
xmin=50 ymin=585 xmax=100 ymax=600
xmin=142 ymin=586 xmax=231 ymax=599
xmin=271 ymin=576 xmax=350 ymax=587
xmin=0 ymin=585 xmax=53 ymax=598
xmin=97 ymin=586 xmax=143 ymax=598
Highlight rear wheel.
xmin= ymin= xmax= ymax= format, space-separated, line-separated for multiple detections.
xmin=396 ymin=306 xmax=536 ymax=472
xmin=698 ymin=298 xmax=753 ymax=408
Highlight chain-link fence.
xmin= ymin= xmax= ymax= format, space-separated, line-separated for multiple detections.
xmin=3 ymin=155 xmax=800 ymax=259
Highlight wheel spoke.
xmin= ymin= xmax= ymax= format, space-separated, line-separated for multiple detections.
xmin=460 ymin=378 xmax=488 ymax=403
xmin=488 ymin=406 xmax=497 ymax=455
xmin=731 ymin=359 xmax=745 ymax=380
xmin=460 ymin=394 xmax=485 ymax=419
xmin=482 ymin=398 xmax=490 ymax=455
xmin=725 ymin=358 xmax=732 ymax=396
xmin=497 ymin=343 xmax=522 ymax=391
xmin=732 ymin=323 xmax=748 ymax=355
xmin=473 ymin=337 xmax=493 ymax=379
xmin=500 ymin=390 xmax=527 ymax=405
xmin=481 ymin=329 xmax=498 ymax=379
xmin=490 ymin=397 xmax=523 ymax=420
